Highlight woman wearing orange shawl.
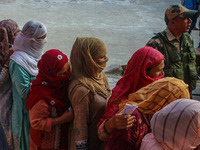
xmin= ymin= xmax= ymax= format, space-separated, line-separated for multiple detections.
xmin=26 ymin=49 xmax=73 ymax=150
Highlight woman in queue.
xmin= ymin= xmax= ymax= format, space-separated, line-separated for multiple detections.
xmin=68 ymin=37 xmax=111 ymax=150
xmin=0 ymin=19 xmax=20 ymax=150
xmin=9 ymin=19 xmax=47 ymax=150
xmin=26 ymin=49 xmax=73 ymax=150
xmin=98 ymin=46 xmax=190 ymax=149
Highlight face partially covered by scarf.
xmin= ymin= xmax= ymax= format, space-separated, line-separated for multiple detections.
xmin=26 ymin=49 xmax=70 ymax=110
xmin=13 ymin=19 xmax=47 ymax=58
xmin=11 ymin=19 xmax=47 ymax=76
xmin=71 ymin=37 xmax=108 ymax=77
xmin=0 ymin=19 xmax=19 ymax=67
xmin=70 ymin=37 xmax=110 ymax=98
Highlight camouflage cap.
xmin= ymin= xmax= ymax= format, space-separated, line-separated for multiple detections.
xmin=164 ymin=4 xmax=198 ymax=24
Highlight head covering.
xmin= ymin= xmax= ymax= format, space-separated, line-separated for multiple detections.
xmin=118 ymin=77 xmax=190 ymax=120
xmin=0 ymin=19 xmax=19 ymax=67
xmin=70 ymin=37 xmax=111 ymax=98
xmin=164 ymin=4 xmax=199 ymax=24
xmin=98 ymin=46 xmax=164 ymax=127
xmin=26 ymin=49 xmax=70 ymax=110
xmin=107 ymin=46 xmax=164 ymax=107
xmin=10 ymin=19 xmax=47 ymax=76
xmin=141 ymin=99 xmax=200 ymax=150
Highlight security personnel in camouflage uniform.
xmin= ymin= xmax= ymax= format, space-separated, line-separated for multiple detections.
xmin=146 ymin=4 xmax=199 ymax=97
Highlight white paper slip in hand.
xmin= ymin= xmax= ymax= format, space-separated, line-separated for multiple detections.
xmin=122 ymin=104 xmax=138 ymax=115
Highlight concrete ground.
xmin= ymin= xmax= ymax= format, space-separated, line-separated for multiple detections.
xmin=193 ymin=80 xmax=200 ymax=101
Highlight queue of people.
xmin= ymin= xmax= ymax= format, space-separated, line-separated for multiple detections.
xmin=0 ymin=3 xmax=199 ymax=150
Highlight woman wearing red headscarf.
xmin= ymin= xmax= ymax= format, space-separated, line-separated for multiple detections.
xmin=26 ymin=49 xmax=73 ymax=150
xmin=97 ymin=46 xmax=165 ymax=149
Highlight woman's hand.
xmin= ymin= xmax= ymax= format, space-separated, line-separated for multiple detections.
xmin=53 ymin=109 xmax=74 ymax=127
xmin=105 ymin=114 xmax=136 ymax=133
xmin=111 ymin=114 xmax=136 ymax=130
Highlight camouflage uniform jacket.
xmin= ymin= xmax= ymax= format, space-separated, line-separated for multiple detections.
xmin=146 ymin=28 xmax=197 ymax=91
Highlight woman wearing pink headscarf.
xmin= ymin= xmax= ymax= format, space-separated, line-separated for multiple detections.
xmin=0 ymin=19 xmax=20 ymax=150
xmin=97 ymin=46 xmax=165 ymax=149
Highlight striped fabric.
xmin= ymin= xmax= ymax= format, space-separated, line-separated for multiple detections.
xmin=141 ymin=99 xmax=200 ymax=150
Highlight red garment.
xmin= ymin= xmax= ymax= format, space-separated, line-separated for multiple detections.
xmin=25 ymin=49 xmax=70 ymax=149
xmin=105 ymin=109 xmax=150 ymax=150
xmin=26 ymin=49 xmax=70 ymax=110
xmin=98 ymin=46 xmax=164 ymax=127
